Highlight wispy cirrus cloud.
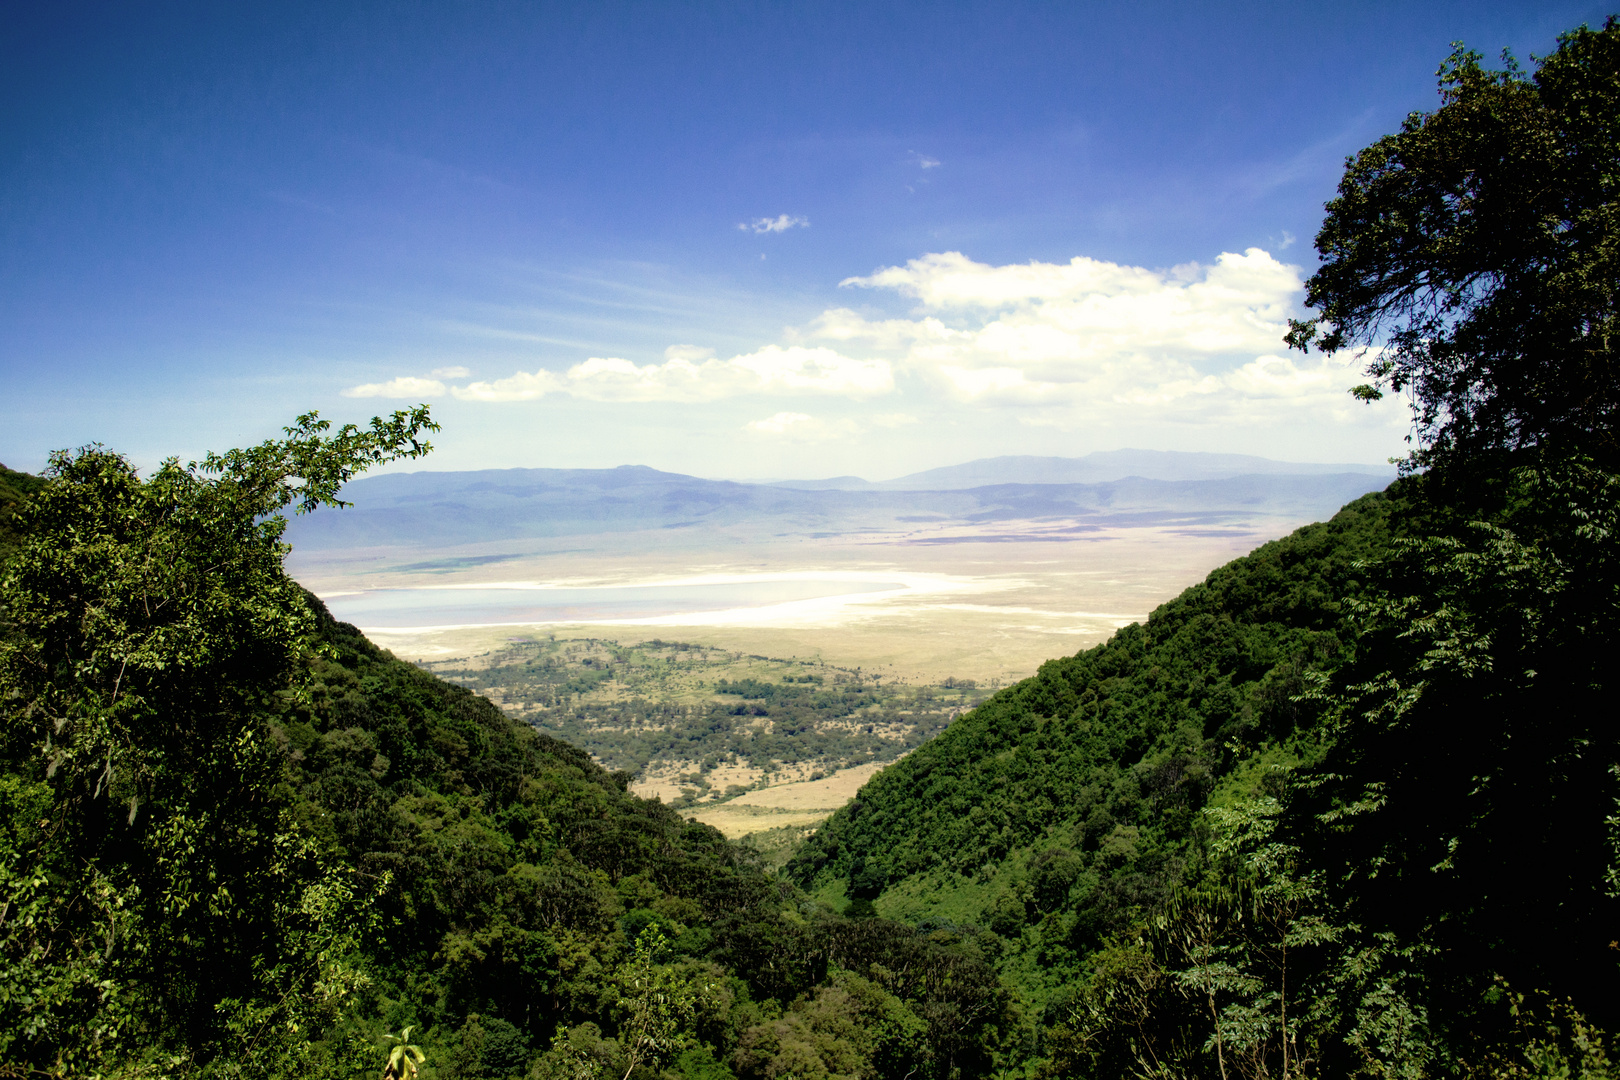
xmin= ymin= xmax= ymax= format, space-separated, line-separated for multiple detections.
xmin=743 ymin=411 xmax=859 ymax=441
xmin=340 ymin=375 xmax=446 ymax=398
xmin=738 ymin=214 xmax=808 ymax=234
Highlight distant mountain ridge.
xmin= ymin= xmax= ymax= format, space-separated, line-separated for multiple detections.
xmin=770 ymin=449 xmax=1394 ymax=490
xmin=281 ymin=453 xmax=1396 ymax=554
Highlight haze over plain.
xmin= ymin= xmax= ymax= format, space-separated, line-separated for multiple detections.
xmin=284 ymin=450 xmax=1394 ymax=686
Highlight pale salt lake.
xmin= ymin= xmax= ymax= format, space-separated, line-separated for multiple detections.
xmin=322 ymin=578 xmax=909 ymax=629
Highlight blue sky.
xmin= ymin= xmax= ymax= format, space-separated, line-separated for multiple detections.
xmin=3 ymin=1 xmax=1608 ymax=479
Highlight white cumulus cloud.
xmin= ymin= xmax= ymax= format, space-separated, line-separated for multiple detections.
xmin=363 ymin=245 xmax=1403 ymax=454
xmin=739 ymin=214 xmax=809 ymax=234
xmin=430 ymin=365 xmax=471 ymax=378
xmin=814 ymin=247 xmax=1393 ymax=431
xmin=451 ymin=345 xmax=891 ymax=404
xmin=340 ymin=376 xmax=446 ymax=399
xmin=451 ymin=369 xmax=561 ymax=402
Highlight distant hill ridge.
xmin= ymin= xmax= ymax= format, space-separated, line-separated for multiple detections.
xmin=281 ymin=454 xmax=1396 ymax=552
xmin=772 ymin=449 xmax=1394 ymax=490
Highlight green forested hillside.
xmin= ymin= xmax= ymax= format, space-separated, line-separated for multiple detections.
xmin=14 ymin=423 xmax=1613 ymax=1079
xmin=787 ymin=489 xmax=1397 ymax=1003
xmin=280 ymin=600 xmax=1010 ymax=1077
xmin=7 ymin=437 xmax=1618 ymax=1080
xmin=790 ymin=22 xmax=1620 ymax=1079
xmin=0 ymin=427 xmax=1011 ymax=1080
xmin=797 ymin=456 xmax=1620 ymax=1075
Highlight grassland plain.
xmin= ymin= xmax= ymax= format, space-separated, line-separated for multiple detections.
xmin=286 ymin=455 xmax=1391 ymax=688
xmin=421 ymin=636 xmax=989 ymax=862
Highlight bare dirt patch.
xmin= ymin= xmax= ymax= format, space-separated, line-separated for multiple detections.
xmin=691 ymin=761 xmax=894 ymax=838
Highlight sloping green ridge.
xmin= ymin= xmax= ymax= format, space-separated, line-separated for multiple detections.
xmin=1 ymin=461 xmax=1010 ymax=1078
xmin=286 ymin=598 xmax=771 ymax=998
xmin=787 ymin=488 xmax=1396 ymax=994
xmin=0 ymin=464 xmax=45 ymax=562
xmin=272 ymin=597 xmax=1010 ymax=1073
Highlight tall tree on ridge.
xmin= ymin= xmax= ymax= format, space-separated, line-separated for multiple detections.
xmin=1287 ymin=19 xmax=1620 ymax=469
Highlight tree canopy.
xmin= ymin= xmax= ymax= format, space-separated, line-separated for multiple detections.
xmin=1274 ymin=22 xmax=1620 ymax=1049
xmin=0 ymin=410 xmax=438 ymax=1072
xmin=1287 ymin=20 xmax=1620 ymax=464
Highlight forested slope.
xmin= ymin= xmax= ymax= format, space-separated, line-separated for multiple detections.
xmin=267 ymin=598 xmax=1013 ymax=1077
xmin=0 ymin=462 xmax=44 ymax=560
xmin=287 ymin=599 xmax=762 ymax=1029
xmin=787 ymin=488 xmax=1396 ymax=999
xmin=0 ymin=434 xmax=1011 ymax=1080
xmin=789 ymin=23 xmax=1620 ymax=1076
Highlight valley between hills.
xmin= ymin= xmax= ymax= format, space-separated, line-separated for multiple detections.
xmin=284 ymin=452 xmax=1391 ymax=846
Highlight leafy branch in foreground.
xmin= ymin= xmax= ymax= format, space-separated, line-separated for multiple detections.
xmin=196 ymin=407 xmax=438 ymax=516
xmin=1054 ymin=797 xmax=1349 ymax=1080
xmin=1290 ymin=460 xmax=1620 ymax=1045
xmin=613 ymin=926 xmax=709 ymax=1080
xmin=382 ymin=1026 xmax=427 ymax=1079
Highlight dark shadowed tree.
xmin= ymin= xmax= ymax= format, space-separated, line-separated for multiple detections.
xmin=1278 ymin=17 xmax=1620 ymax=1068
xmin=1286 ymin=20 xmax=1620 ymax=466
xmin=1049 ymin=23 xmax=1620 ymax=1077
